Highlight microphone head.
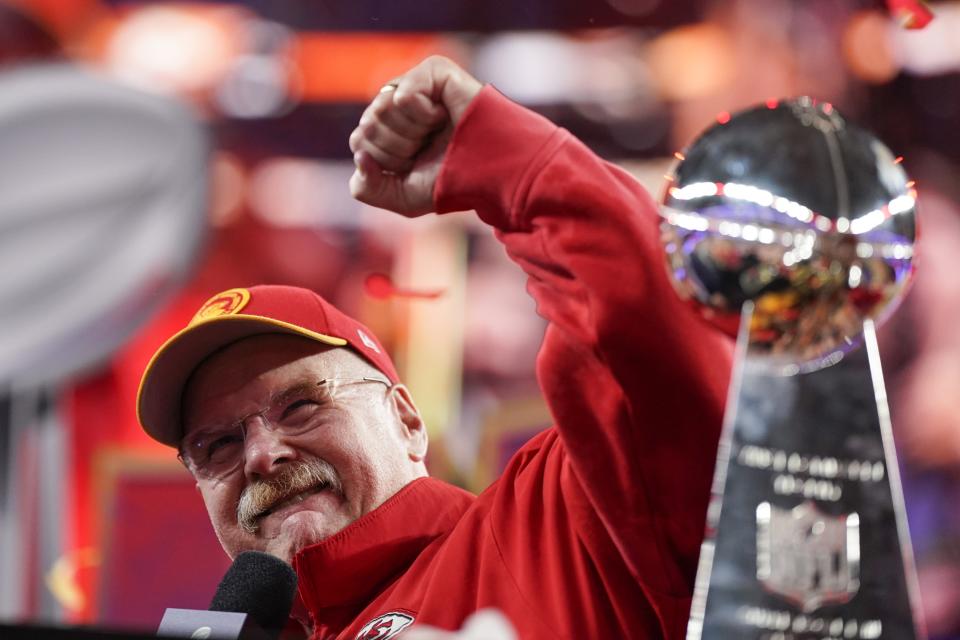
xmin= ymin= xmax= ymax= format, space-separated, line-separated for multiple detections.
xmin=210 ymin=551 xmax=298 ymax=636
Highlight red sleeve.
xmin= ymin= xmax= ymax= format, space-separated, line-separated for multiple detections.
xmin=435 ymin=86 xmax=734 ymax=596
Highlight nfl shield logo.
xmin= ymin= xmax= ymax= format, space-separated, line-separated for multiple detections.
xmin=756 ymin=501 xmax=861 ymax=612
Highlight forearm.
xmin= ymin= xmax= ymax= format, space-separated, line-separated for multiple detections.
xmin=435 ymin=86 xmax=730 ymax=419
xmin=436 ymin=86 xmax=734 ymax=592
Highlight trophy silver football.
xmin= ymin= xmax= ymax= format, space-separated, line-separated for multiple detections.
xmin=661 ymin=96 xmax=916 ymax=374
xmin=662 ymin=98 xmax=925 ymax=639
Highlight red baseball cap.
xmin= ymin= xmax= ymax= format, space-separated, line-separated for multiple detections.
xmin=137 ymin=285 xmax=400 ymax=447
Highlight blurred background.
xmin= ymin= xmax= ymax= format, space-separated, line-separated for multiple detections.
xmin=0 ymin=0 xmax=959 ymax=636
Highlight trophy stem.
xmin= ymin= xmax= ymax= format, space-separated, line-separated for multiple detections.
xmin=863 ymin=320 xmax=926 ymax=639
xmin=687 ymin=302 xmax=755 ymax=640
xmin=686 ymin=314 xmax=925 ymax=639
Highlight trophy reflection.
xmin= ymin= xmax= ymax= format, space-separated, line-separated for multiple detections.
xmin=661 ymin=97 xmax=924 ymax=639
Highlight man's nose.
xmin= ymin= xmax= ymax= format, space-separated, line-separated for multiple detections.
xmin=241 ymin=417 xmax=297 ymax=480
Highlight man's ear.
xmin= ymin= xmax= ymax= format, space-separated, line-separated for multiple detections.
xmin=389 ymin=384 xmax=428 ymax=462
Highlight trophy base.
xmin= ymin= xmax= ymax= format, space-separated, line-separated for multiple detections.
xmin=687 ymin=317 xmax=923 ymax=640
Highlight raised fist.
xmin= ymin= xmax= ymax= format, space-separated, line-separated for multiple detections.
xmin=348 ymin=56 xmax=483 ymax=216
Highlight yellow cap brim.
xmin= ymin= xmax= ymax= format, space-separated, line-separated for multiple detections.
xmin=136 ymin=314 xmax=347 ymax=447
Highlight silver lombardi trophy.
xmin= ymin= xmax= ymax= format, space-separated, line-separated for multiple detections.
xmin=660 ymin=97 xmax=924 ymax=639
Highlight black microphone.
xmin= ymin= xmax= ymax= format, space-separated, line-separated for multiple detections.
xmin=210 ymin=551 xmax=299 ymax=634
xmin=158 ymin=552 xmax=298 ymax=640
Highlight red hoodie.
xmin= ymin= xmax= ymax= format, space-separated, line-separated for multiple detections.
xmin=291 ymin=86 xmax=733 ymax=640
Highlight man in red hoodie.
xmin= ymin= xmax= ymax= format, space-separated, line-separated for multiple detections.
xmin=137 ymin=56 xmax=732 ymax=639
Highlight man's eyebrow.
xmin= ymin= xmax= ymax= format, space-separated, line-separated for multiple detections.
xmin=269 ymin=379 xmax=326 ymax=407
xmin=189 ymin=379 xmax=328 ymax=432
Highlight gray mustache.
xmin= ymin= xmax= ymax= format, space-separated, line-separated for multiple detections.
xmin=237 ymin=459 xmax=342 ymax=533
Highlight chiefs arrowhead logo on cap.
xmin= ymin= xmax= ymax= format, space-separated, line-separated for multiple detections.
xmin=357 ymin=328 xmax=381 ymax=353
xmin=189 ymin=288 xmax=251 ymax=326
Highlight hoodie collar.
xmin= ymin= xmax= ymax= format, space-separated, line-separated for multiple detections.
xmin=292 ymin=477 xmax=475 ymax=630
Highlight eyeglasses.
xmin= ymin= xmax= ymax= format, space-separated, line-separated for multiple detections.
xmin=180 ymin=377 xmax=392 ymax=479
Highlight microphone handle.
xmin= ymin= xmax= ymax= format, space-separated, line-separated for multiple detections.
xmin=157 ymin=608 xmax=272 ymax=640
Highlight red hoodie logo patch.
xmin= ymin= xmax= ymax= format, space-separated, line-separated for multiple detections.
xmin=355 ymin=612 xmax=414 ymax=640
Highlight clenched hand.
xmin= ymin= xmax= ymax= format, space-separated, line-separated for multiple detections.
xmin=348 ymin=56 xmax=483 ymax=217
